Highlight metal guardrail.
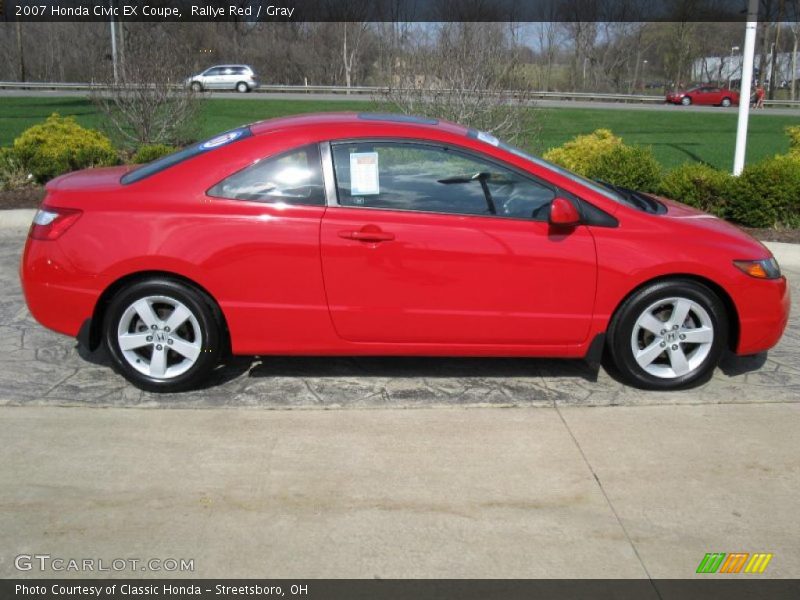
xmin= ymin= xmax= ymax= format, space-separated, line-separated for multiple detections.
xmin=2 ymin=81 xmax=799 ymax=107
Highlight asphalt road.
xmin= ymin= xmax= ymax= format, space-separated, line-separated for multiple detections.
xmin=1 ymin=227 xmax=798 ymax=409
xmin=3 ymin=89 xmax=800 ymax=115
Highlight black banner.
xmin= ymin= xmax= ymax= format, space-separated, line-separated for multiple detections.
xmin=3 ymin=0 xmax=797 ymax=23
xmin=3 ymin=580 xmax=800 ymax=600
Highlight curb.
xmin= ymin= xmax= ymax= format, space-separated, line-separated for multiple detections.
xmin=0 ymin=209 xmax=35 ymax=229
xmin=764 ymin=242 xmax=800 ymax=270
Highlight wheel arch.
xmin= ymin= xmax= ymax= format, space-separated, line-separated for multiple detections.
xmin=83 ymin=270 xmax=231 ymax=353
xmin=608 ymin=273 xmax=740 ymax=352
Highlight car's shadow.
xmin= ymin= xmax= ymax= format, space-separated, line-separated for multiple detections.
xmin=77 ymin=343 xmax=771 ymax=391
xmin=232 ymin=355 xmax=599 ymax=381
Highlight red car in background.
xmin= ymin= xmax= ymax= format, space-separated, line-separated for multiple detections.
xmin=666 ymin=86 xmax=740 ymax=107
xmin=20 ymin=113 xmax=788 ymax=393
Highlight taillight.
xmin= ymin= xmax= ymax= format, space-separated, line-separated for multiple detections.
xmin=29 ymin=207 xmax=82 ymax=240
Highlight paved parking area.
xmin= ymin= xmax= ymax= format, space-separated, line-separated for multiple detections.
xmin=1 ymin=228 xmax=798 ymax=409
xmin=2 ymin=227 xmax=798 ymax=580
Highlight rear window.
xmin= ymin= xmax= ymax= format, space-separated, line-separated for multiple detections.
xmin=121 ymin=127 xmax=253 ymax=185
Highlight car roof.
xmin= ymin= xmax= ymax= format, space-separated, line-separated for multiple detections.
xmin=208 ymin=64 xmax=252 ymax=69
xmin=248 ymin=112 xmax=469 ymax=138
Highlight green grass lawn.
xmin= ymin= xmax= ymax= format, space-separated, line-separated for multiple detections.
xmin=0 ymin=96 xmax=795 ymax=171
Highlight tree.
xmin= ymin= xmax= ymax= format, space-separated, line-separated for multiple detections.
xmin=90 ymin=27 xmax=201 ymax=148
xmin=378 ymin=23 xmax=539 ymax=147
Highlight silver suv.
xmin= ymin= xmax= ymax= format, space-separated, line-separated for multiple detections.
xmin=186 ymin=65 xmax=258 ymax=93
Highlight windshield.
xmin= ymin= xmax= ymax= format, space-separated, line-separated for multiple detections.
xmin=465 ymin=129 xmax=630 ymax=206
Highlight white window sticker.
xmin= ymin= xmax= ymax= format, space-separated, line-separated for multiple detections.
xmin=350 ymin=152 xmax=380 ymax=195
xmin=476 ymin=131 xmax=500 ymax=147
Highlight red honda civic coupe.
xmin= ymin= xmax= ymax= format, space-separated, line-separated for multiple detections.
xmin=20 ymin=113 xmax=789 ymax=392
xmin=666 ymin=86 xmax=740 ymax=107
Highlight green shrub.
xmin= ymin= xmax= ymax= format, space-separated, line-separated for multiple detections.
xmin=787 ymin=125 xmax=800 ymax=154
xmin=658 ymin=163 xmax=733 ymax=217
xmin=131 ymin=144 xmax=177 ymax=164
xmin=543 ymin=128 xmax=622 ymax=174
xmin=0 ymin=147 xmax=33 ymax=191
xmin=13 ymin=113 xmax=118 ymax=183
xmin=584 ymin=144 xmax=662 ymax=193
xmin=543 ymin=128 xmax=660 ymax=192
xmin=728 ymin=153 xmax=800 ymax=228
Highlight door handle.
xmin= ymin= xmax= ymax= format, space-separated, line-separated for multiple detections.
xmin=338 ymin=229 xmax=395 ymax=242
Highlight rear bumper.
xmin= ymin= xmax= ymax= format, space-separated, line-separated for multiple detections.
xmin=734 ymin=276 xmax=790 ymax=355
xmin=20 ymin=238 xmax=98 ymax=338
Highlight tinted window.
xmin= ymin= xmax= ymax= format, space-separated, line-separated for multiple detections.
xmin=121 ymin=127 xmax=252 ymax=185
xmin=331 ymin=142 xmax=556 ymax=220
xmin=208 ymin=144 xmax=325 ymax=206
xmin=204 ymin=67 xmax=222 ymax=76
xmin=465 ymin=128 xmax=634 ymax=207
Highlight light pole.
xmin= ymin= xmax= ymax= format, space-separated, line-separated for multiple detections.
xmin=728 ymin=45 xmax=739 ymax=88
xmin=642 ymin=59 xmax=648 ymax=90
xmin=734 ymin=0 xmax=758 ymax=176
xmin=109 ymin=0 xmax=118 ymax=84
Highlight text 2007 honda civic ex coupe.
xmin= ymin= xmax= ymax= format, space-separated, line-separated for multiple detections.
xmin=21 ymin=113 xmax=790 ymax=392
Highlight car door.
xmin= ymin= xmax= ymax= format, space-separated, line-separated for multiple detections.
xmin=706 ymin=87 xmax=723 ymax=104
xmin=319 ymin=141 xmax=598 ymax=346
xmin=202 ymin=67 xmax=223 ymax=88
xmin=219 ymin=67 xmax=236 ymax=89
xmin=695 ymin=87 xmax=714 ymax=105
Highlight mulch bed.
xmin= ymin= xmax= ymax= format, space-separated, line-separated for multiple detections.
xmin=0 ymin=186 xmax=46 ymax=209
xmin=2 ymin=187 xmax=799 ymax=244
xmin=741 ymin=227 xmax=800 ymax=244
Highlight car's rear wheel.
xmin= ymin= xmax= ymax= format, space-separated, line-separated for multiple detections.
xmin=236 ymin=82 xmax=249 ymax=93
xmin=190 ymin=81 xmax=203 ymax=92
xmin=681 ymin=96 xmax=692 ymax=106
xmin=721 ymin=97 xmax=732 ymax=107
xmin=104 ymin=278 xmax=222 ymax=393
xmin=607 ymin=280 xmax=728 ymax=390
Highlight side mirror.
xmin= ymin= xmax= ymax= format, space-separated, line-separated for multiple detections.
xmin=549 ymin=197 xmax=581 ymax=227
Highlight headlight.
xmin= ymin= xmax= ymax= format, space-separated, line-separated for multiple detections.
xmin=733 ymin=257 xmax=782 ymax=279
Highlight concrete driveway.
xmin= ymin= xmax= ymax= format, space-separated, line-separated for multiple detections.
xmin=1 ymin=227 xmax=798 ymax=579
xmin=1 ymin=228 xmax=798 ymax=409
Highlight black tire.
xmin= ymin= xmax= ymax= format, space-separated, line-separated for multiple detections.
xmin=104 ymin=278 xmax=223 ymax=393
xmin=721 ymin=97 xmax=732 ymax=107
xmin=606 ymin=279 xmax=728 ymax=390
xmin=190 ymin=81 xmax=203 ymax=92
xmin=680 ymin=96 xmax=692 ymax=106
xmin=236 ymin=82 xmax=249 ymax=93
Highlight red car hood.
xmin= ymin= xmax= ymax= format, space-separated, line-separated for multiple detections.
xmin=46 ymin=165 xmax=133 ymax=192
xmin=657 ymin=196 xmax=771 ymax=258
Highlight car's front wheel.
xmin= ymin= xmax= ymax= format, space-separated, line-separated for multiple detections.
xmin=190 ymin=81 xmax=203 ymax=92
xmin=681 ymin=96 xmax=692 ymax=106
xmin=607 ymin=280 xmax=728 ymax=390
xmin=104 ymin=278 xmax=223 ymax=393
xmin=721 ymin=97 xmax=732 ymax=107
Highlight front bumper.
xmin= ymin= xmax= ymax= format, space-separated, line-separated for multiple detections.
xmin=734 ymin=276 xmax=790 ymax=355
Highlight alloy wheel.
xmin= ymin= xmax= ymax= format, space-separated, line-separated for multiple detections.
xmin=630 ymin=297 xmax=714 ymax=379
xmin=116 ymin=295 xmax=202 ymax=379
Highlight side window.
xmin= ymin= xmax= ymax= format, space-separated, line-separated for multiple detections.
xmin=208 ymin=144 xmax=325 ymax=206
xmin=204 ymin=67 xmax=221 ymax=76
xmin=331 ymin=142 xmax=556 ymax=220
